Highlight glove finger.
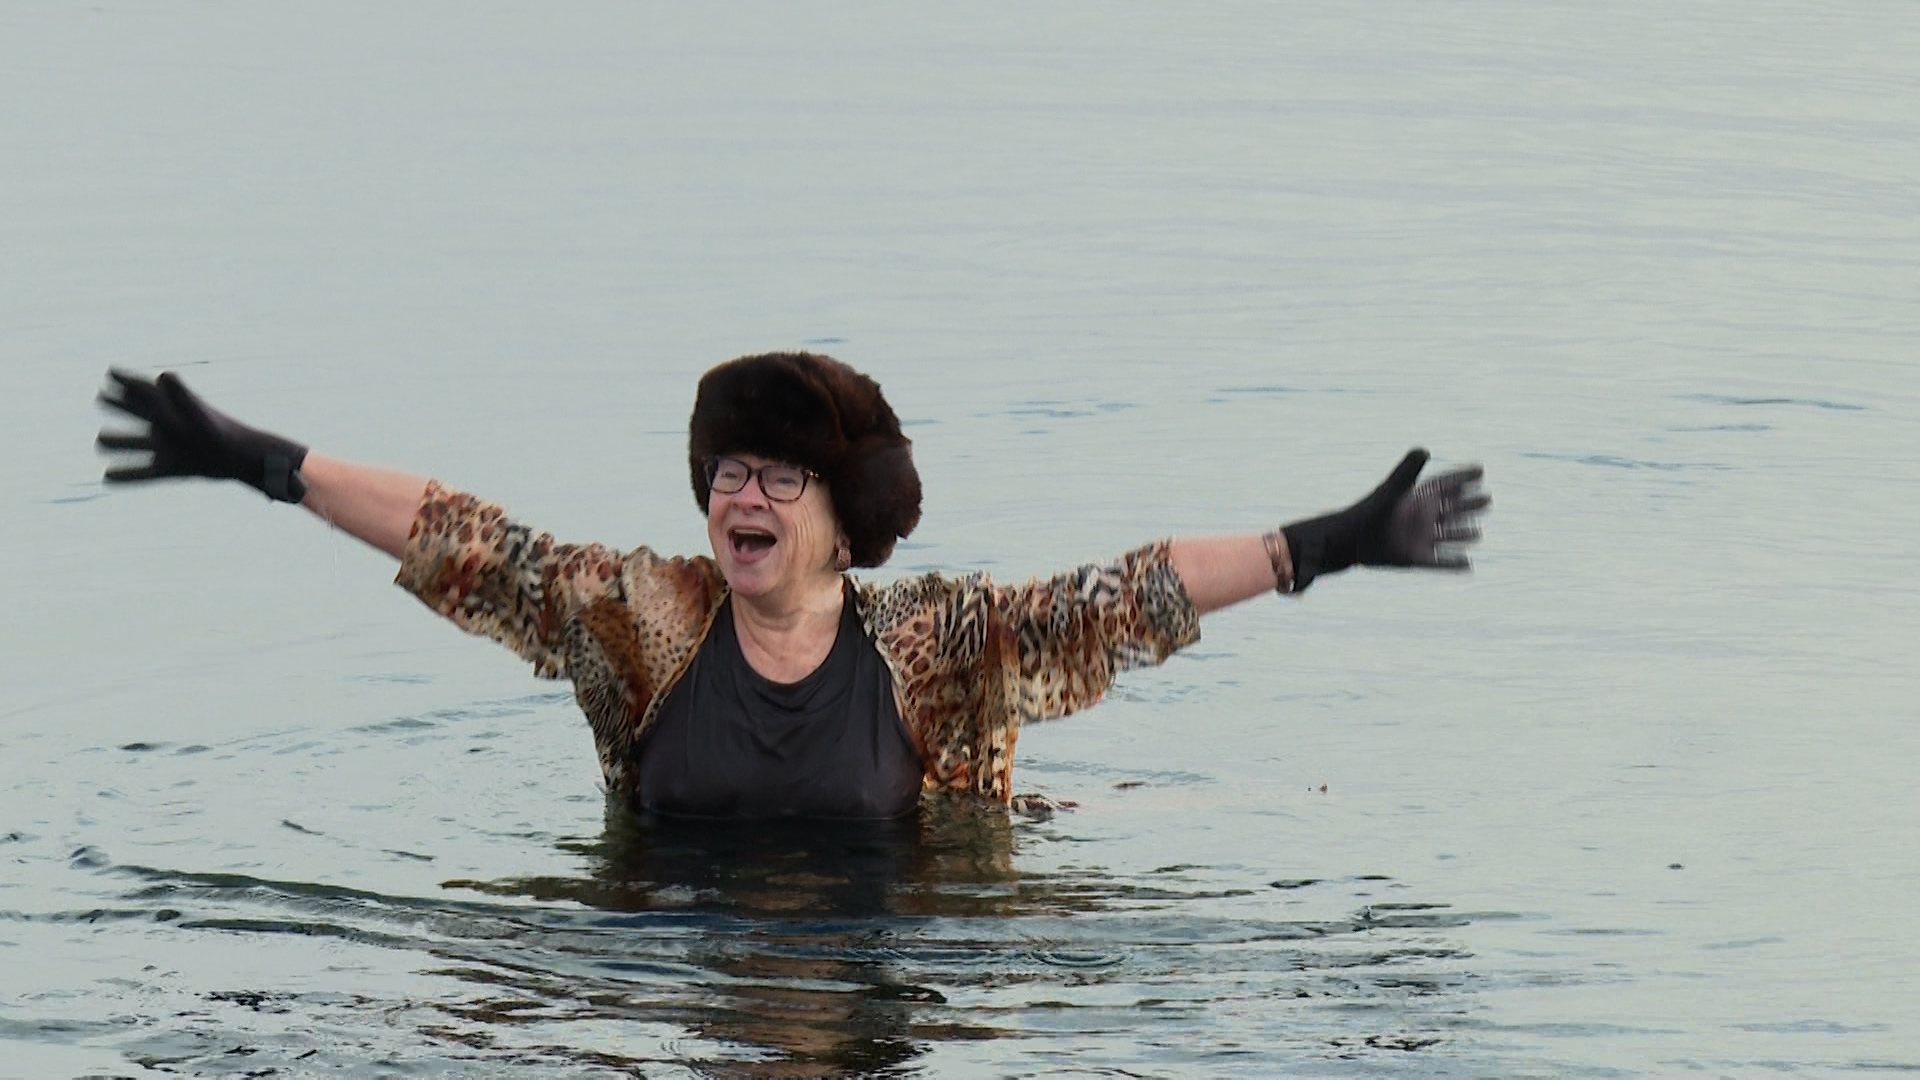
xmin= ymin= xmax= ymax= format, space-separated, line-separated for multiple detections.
xmin=104 ymin=461 xmax=170 ymax=483
xmin=1383 ymin=448 xmax=1430 ymax=497
xmin=107 ymin=367 xmax=168 ymax=403
xmin=1428 ymin=464 xmax=1484 ymax=494
xmin=1364 ymin=448 xmax=1430 ymax=516
xmin=156 ymin=372 xmax=213 ymax=428
xmin=96 ymin=431 xmax=158 ymax=452
xmin=1446 ymin=491 xmax=1492 ymax=516
xmin=102 ymin=371 xmax=197 ymax=439
xmin=99 ymin=373 xmax=164 ymax=422
xmin=107 ymin=367 xmax=159 ymax=395
xmin=1435 ymin=522 xmax=1481 ymax=544
xmin=1430 ymin=550 xmax=1473 ymax=571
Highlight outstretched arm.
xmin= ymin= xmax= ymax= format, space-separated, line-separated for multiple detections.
xmin=96 ymin=368 xmax=675 ymax=684
xmin=96 ymin=369 xmax=427 ymax=560
xmin=298 ymin=453 xmax=427 ymax=560
xmin=1171 ymin=449 xmax=1490 ymax=617
xmin=1169 ymin=534 xmax=1281 ymax=616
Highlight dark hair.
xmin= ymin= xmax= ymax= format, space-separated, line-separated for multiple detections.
xmin=689 ymin=352 xmax=921 ymax=568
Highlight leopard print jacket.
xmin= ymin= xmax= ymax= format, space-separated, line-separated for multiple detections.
xmin=394 ymin=481 xmax=1202 ymax=805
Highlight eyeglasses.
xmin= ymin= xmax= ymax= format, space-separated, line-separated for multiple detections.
xmin=705 ymin=456 xmax=818 ymax=502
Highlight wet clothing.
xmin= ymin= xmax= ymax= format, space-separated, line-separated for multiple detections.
xmin=636 ymin=588 xmax=922 ymax=819
xmin=395 ymin=481 xmax=1201 ymax=811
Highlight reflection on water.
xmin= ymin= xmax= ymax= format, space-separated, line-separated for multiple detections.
xmin=47 ymin=799 xmax=1487 ymax=1076
xmin=466 ymin=798 xmax=1022 ymax=920
xmin=443 ymin=802 xmax=1025 ymax=1076
xmin=17 ymin=2 xmax=1917 ymax=1073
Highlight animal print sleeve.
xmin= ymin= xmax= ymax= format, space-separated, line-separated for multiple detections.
xmin=394 ymin=481 xmax=625 ymax=679
xmin=991 ymin=540 xmax=1201 ymax=723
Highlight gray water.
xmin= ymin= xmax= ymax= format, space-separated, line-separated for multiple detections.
xmin=5 ymin=3 xmax=1918 ymax=1076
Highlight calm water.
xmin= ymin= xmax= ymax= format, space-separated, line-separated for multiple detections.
xmin=5 ymin=3 xmax=1919 ymax=1076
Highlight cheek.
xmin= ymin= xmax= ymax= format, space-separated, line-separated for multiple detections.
xmin=794 ymin=500 xmax=839 ymax=557
xmin=705 ymin=494 xmax=742 ymax=557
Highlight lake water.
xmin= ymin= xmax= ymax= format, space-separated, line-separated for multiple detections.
xmin=4 ymin=3 xmax=1918 ymax=1076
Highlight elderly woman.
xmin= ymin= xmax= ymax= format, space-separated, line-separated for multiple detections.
xmin=96 ymin=353 xmax=1487 ymax=820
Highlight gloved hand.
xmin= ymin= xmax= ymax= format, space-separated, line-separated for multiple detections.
xmin=1280 ymin=448 xmax=1489 ymax=592
xmin=95 ymin=369 xmax=310 ymax=503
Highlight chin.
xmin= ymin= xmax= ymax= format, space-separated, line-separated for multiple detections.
xmin=725 ymin=575 xmax=770 ymax=599
xmin=718 ymin=558 xmax=779 ymax=598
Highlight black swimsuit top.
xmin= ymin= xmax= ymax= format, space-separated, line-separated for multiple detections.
xmin=633 ymin=583 xmax=924 ymax=820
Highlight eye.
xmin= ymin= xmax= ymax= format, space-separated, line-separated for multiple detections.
xmin=763 ymin=467 xmax=805 ymax=498
xmin=712 ymin=459 xmax=748 ymax=486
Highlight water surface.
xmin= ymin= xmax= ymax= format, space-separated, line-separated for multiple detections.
xmin=4 ymin=3 xmax=1918 ymax=1075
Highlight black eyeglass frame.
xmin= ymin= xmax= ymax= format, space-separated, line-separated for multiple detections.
xmin=704 ymin=456 xmax=820 ymax=503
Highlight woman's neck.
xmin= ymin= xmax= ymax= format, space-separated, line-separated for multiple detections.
xmin=730 ymin=572 xmax=846 ymax=684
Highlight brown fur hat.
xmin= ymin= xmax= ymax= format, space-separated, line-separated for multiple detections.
xmin=689 ymin=352 xmax=921 ymax=568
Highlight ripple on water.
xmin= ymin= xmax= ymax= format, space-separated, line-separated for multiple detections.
xmin=1678 ymin=393 xmax=1867 ymax=412
xmin=15 ymin=807 xmax=1528 ymax=1076
xmin=1519 ymin=451 xmax=1732 ymax=473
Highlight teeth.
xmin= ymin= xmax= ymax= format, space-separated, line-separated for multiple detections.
xmin=730 ymin=528 xmax=776 ymax=553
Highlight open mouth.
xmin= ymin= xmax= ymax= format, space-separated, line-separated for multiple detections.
xmin=728 ymin=527 xmax=777 ymax=557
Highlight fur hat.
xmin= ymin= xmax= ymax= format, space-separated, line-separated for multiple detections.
xmin=689 ymin=352 xmax=922 ymax=568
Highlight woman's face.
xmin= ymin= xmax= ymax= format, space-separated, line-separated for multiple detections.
xmin=706 ymin=452 xmax=843 ymax=603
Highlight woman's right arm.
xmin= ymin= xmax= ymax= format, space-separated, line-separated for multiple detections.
xmin=96 ymin=369 xmax=428 ymax=562
xmin=96 ymin=369 xmax=625 ymax=673
xmin=298 ymin=452 xmax=428 ymax=561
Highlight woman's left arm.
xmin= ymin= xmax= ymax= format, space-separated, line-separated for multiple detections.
xmin=1173 ymin=448 xmax=1490 ymax=615
xmin=1168 ymin=534 xmax=1283 ymax=616
xmin=950 ymin=449 xmax=1488 ymax=728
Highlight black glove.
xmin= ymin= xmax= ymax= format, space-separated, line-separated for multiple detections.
xmin=1280 ymin=448 xmax=1489 ymax=592
xmin=96 ymin=369 xmax=310 ymax=504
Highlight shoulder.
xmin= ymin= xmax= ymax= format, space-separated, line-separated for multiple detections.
xmin=854 ymin=570 xmax=986 ymax=629
xmin=620 ymin=545 xmax=724 ymax=588
xmin=613 ymin=547 xmax=727 ymax=622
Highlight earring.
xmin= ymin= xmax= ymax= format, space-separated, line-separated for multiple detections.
xmin=834 ymin=539 xmax=852 ymax=572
